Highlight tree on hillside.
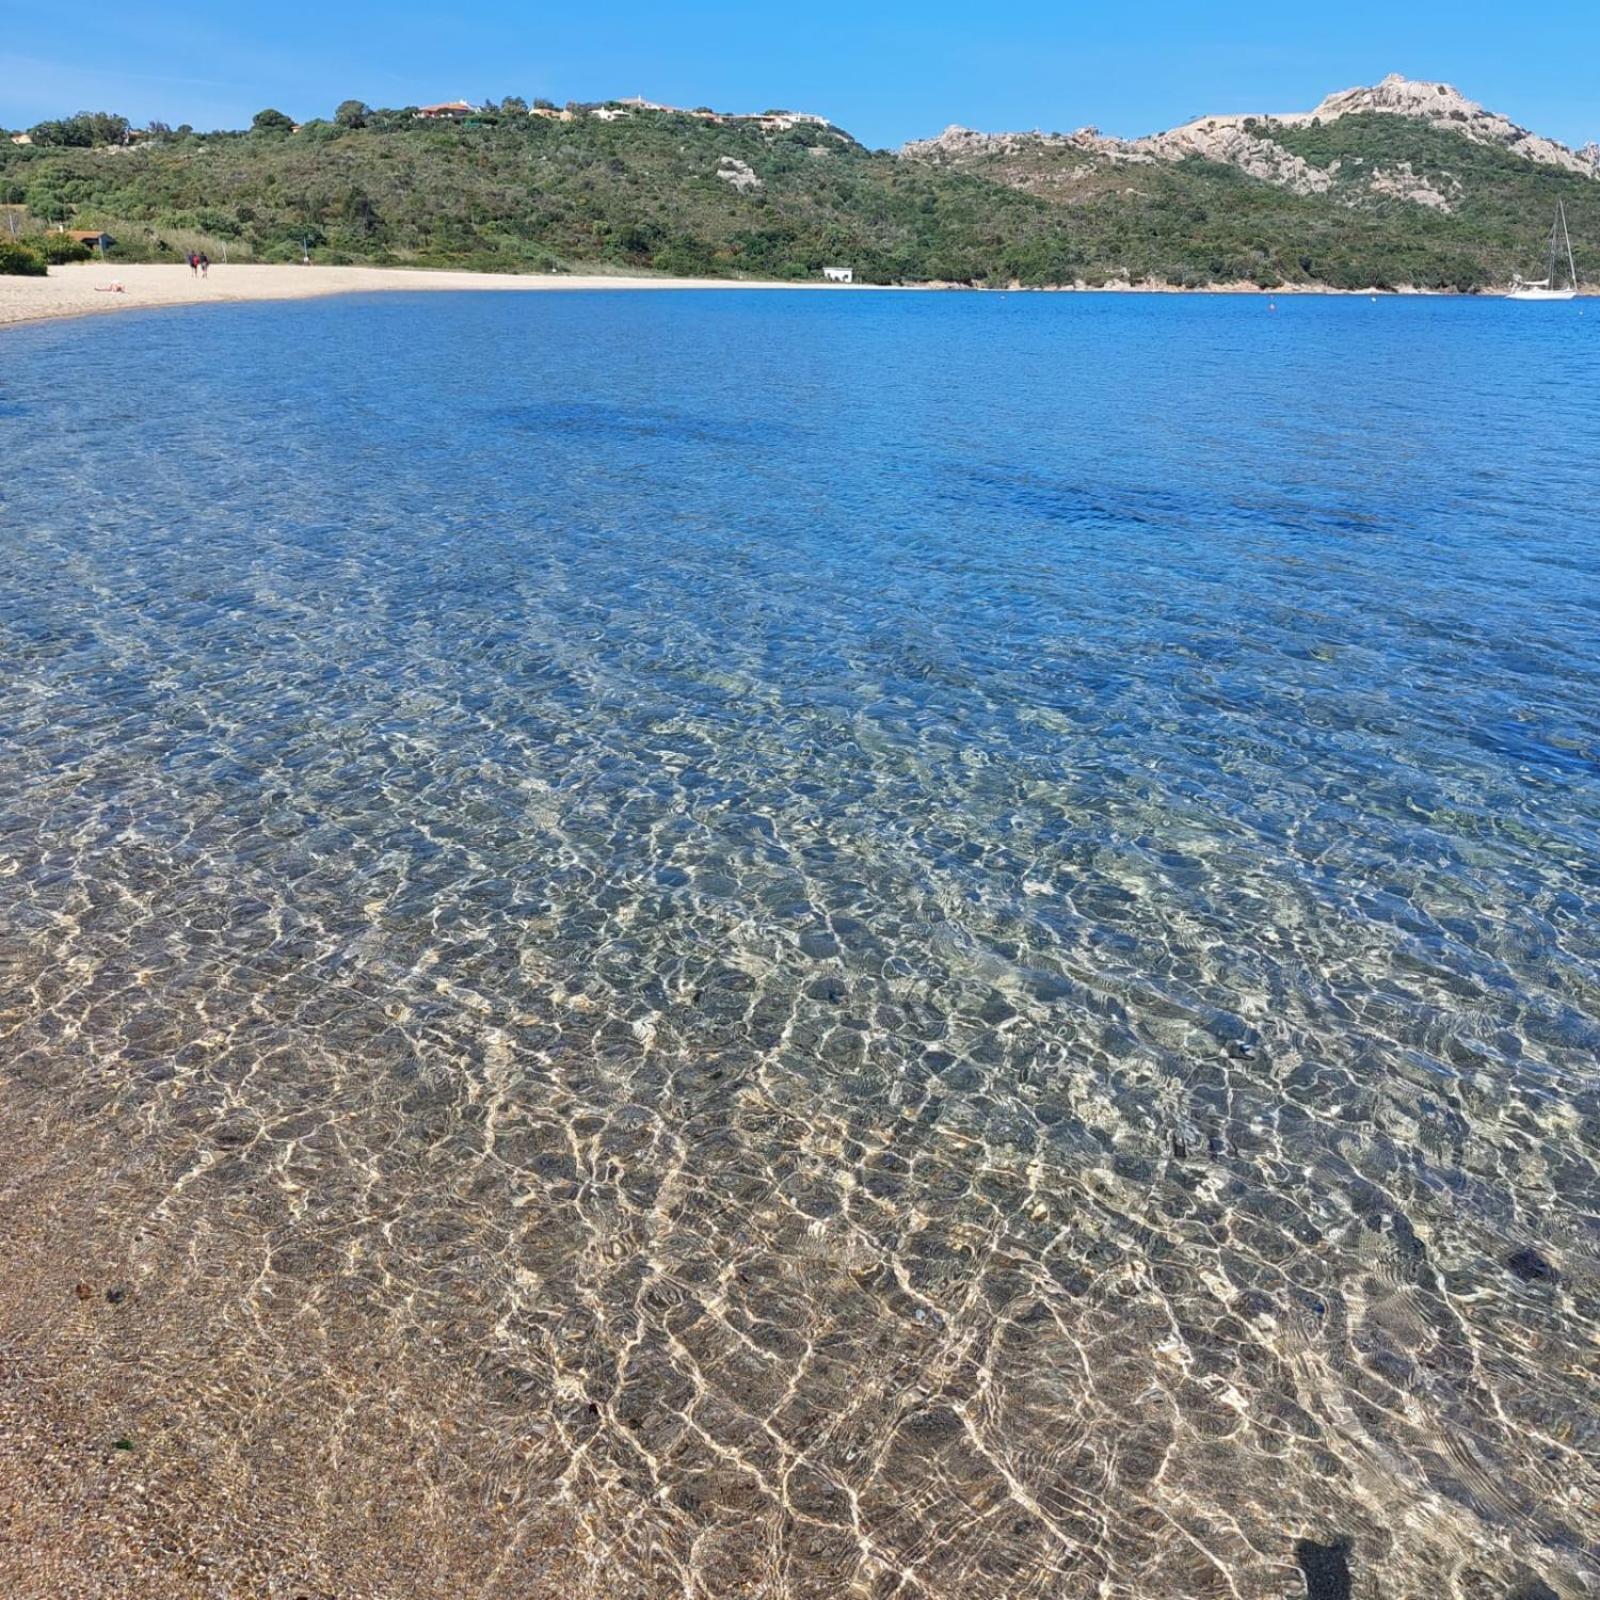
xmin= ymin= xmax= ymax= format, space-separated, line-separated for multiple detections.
xmin=29 ymin=111 xmax=129 ymax=147
xmin=27 ymin=119 xmax=83 ymax=147
xmin=85 ymin=111 xmax=131 ymax=145
xmin=335 ymin=100 xmax=370 ymax=129
xmin=252 ymin=108 xmax=295 ymax=134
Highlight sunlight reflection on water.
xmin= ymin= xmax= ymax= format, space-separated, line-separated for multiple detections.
xmin=1 ymin=290 xmax=1597 ymax=1598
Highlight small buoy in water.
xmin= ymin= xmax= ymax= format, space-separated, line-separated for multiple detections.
xmin=1268 ymin=301 xmax=1277 ymax=312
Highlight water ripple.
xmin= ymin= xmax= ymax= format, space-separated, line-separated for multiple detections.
xmin=0 ymin=290 xmax=1597 ymax=1599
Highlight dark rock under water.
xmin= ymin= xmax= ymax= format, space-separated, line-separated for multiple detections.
xmin=1295 ymin=1537 xmax=1353 ymax=1600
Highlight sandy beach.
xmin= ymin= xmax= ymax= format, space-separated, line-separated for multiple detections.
xmin=0 ymin=260 xmax=890 ymax=330
xmin=2 ymin=262 xmax=1522 ymax=332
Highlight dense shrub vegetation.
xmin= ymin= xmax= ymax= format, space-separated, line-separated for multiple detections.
xmin=38 ymin=233 xmax=93 ymax=263
xmin=1 ymin=102 xmax=1594 ymax=288
xmin=0 ymin=239 xmax=47 ymax=275
xmin=0 ymin=108 xmax=1073 ymax=279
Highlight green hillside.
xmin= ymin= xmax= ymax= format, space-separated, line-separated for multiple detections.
xmin=1263 ymin=113 xmax=1600 ymax=282
xmin=891 ymin=143 xmax=1490 ymax=290
xmin=2 ymin=101 xmax=1596 ymax=289
xmin=0 ymin=107 xmax=1073 ymax=283
xmin=902 ymin=118 xmax=1600 ymax=290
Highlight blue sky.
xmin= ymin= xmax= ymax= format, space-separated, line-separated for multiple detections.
xmin=3 ymin=1 xmax=1597 ymax=149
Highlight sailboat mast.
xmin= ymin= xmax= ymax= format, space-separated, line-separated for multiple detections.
xmin=1508 ymin=202 xmax=1578 ymax=296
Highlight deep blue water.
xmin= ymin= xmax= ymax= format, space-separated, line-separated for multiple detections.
xmin=2 ymin=291 xmax=1597 ymax=1599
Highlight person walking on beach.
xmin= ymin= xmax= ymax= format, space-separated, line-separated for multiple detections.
xmin=188 ymin=251 xmax=198 ymax=277
xmin=198 ymin=252 xmax=209 ymax=279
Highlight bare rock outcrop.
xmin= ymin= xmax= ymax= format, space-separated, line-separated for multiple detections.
xmin=716 ymin=156 xmax=762 ymax=192
xmin=1131 ymin=120 xmax=1334 ymax=194
xmin=902 ymin=124 xmax=1150 ymax=165
xmin=1366 ymin=161 xmax=1460 ymax=210
xmin=900 ymin=125 xmax=1012 ymax=160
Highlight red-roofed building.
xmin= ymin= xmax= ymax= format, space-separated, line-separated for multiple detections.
xmin=414 ymin=101 xmax=478 ymax=121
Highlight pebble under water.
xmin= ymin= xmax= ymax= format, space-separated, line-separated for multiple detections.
xmin=1 ymin=289 xmax=1597 ymax=1599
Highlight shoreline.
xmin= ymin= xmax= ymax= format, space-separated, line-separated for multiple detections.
xmin=1 ymin=262 xmax=1584 ymax=331
xmin=0 ymin=261 xmax=914 ymax=331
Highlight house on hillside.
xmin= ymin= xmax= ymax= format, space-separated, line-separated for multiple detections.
xmin=67 ymin=229 xmax=117 ymax=253
xmin=755 ymin=112 xmax=832 ymax=133
xmin=414 ymin=101 xmax=477 ymax=121
xmin=9 ymin=133 xmax=32 ymax=146
xmin=823 ymin=266 xmax=853 ymax=284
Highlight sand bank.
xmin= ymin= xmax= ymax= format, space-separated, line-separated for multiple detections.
xmin=0 ymin=260 xmax=894 ymax=330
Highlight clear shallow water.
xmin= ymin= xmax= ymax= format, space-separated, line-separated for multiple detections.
xmin=1 ymin=291 xmax=1598 ymax=1599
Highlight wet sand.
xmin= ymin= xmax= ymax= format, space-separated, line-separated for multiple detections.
xmin=0 ymin=1105 xmax=598 ymax=1599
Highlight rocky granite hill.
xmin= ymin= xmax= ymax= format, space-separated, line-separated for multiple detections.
xmin=896 ymin=75 xmax=1597 ymax=288
xmin=905 ymin=75 xmax=1600 ymax=202
xmin=904 ymin=74 xmax=1598 ymax=213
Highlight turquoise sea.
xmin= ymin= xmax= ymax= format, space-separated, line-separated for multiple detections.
xmin=1 ymin=290 xmax=1597 ymax=1599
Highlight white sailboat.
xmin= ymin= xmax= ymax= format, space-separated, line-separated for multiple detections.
xmin=1507 ymin=201 xmax=1579 ymax=300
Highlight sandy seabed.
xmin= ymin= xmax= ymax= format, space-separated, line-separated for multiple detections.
xmin=5 ymin=254 xmax=1591 ymax=1600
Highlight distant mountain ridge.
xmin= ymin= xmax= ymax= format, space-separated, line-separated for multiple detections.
xmin=904 ymin=74 xmax=1600 ymax=211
